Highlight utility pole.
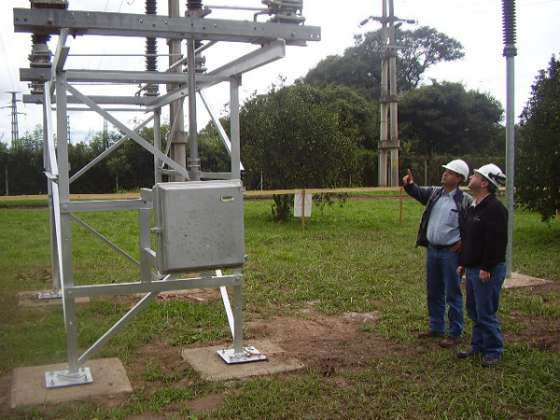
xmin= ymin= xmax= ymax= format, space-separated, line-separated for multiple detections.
xmin=66 ymin=115 xmax=71 ymax=144
xmin=361 ymin=0 xmax=414 ymax=187
xmin=2 ymin=91 xmax=25 ymax=149
xmin=102 ymin=119 xmax=108 ymax=149
xmin=502 ymin=0 xmax=517 ymax=277
xmin=167 ymin=0 xmax=188 ymax=181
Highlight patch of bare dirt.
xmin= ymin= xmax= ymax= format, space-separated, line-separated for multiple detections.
xmin=126 ymin=341 xmax=187 ymax=393
xmin=506 ymin=311 xmax=560 ymax=352
xmin=0 ymin=375 xmax=11 ymax=408
xmin=187 ymin=393 xmax=225 ymax=415
xmin=505 ymin=281 xmax=560 ymax=352
xmin=127 ymin=415 xmax=166 ymax=420
xmin=245 ymin=309 xmax=414 ymax=374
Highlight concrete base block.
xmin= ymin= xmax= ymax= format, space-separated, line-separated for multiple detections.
xmin=11 ymin=358 xmax=132 ymax=408
xmin=181 ymin=339 xmax=304 ymax=381
xmin=504 ymin=272 xmax=553 ymax=289
xmin=17 ymin=291 xmax=90 ymax=308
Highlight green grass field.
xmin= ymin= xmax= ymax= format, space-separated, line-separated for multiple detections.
xmin=1 ymin=196 xmax=559 ymax=419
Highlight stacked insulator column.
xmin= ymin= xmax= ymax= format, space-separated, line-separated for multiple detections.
xmin=28 ymin=0 xmax=69 ymax=94
xmin=144 ymin=0 xmax=159 ymax=96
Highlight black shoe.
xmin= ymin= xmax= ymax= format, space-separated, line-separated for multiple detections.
xmin=481 ymin=355 xmax=501 ymax=367
xmin=457 ymin=349 xmax=479 ymax=359
xmin=439 ymin=336 xmax=462 ymax=348
xmin=417 ymin=330 xmax=444 ymax=339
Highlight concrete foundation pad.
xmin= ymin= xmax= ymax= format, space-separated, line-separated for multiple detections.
xmin=504 ymin=272 xmax=553 ymax=289
xmin=181 ymin=340 xmax=304 ymax=381
xmin=17 ymin=291 xmax=90 ymax=308
xmin=11 ymin=357 xmax=132 ymax=408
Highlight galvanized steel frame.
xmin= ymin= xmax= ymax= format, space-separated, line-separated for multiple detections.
xmin=14 ymin=2 xmax=320 ymax=384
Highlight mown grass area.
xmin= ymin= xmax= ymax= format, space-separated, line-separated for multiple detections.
xmin=1 ymin=196 xmax=559 ymax=419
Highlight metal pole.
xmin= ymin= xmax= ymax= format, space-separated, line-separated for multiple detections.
xmin=378 ymin=0 xmax=389 ymax=187
xmin=43 ymin=97 xmax=60 ymax=292
xmin=139 ymin=208 xmax=152 ymax=283
xmin=56 ymin=74 xmax=79 ymax=373
xmin=187 ymin=38 xmax=201 ymax=180
xmin=503 ymin=0 xmax=517 ymax=278
xmin=505 ymin=58 xmax=515 ymax=277
xmin=232 ymin=268 xmax=243 ymax=354
xmin=388 ymin=0 xmax=399 ymax=187
xmin=168 ymin=0 xmax=187 ymax=181
xmin=154 ymin=109 xmax=162 ymax=183
xmin=229 ymin=75 xmax=241 ymax=179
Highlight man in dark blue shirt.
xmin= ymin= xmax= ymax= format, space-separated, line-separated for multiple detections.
xmin=457 ymin=163 xmax=508 ymax=367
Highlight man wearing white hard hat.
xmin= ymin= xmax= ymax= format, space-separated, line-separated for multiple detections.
xmin=457 ymin=163 xmax=508 ymax=367
xmin=403 ymin=159 xmax=473 ymax=348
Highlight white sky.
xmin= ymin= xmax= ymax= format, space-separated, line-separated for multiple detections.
xmin=0 ymin=0 xmax=559 ymax=146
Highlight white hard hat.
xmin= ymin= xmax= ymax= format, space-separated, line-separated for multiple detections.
xmin=474 ymin=163 xmax=506 ymax=187
xmin=442 ymin=159 xmax=469 ymax=180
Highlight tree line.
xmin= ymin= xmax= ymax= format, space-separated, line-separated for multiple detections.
xmin=1 ymin=26 xmax=557 ymax=221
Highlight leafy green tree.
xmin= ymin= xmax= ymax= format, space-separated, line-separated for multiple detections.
xmin=198 ymin=124 xmax=230 ymax=173
xmin=399 ymin=81 xmax=503 ymax=182
xmin=517 ymin=55 xmax=560 ymax=221
xmin=305 ymin=26 xmax=464 ymax=98
xmin=239 ymin=83 xmax=371 ymax=220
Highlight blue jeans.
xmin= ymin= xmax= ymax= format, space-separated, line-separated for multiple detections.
xmin=466 ymin=263 xmax=506 ymax=358
xmin=426 ymin=246 xmax=464 ymax=337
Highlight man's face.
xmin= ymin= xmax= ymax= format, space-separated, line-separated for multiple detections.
xmin=441 ymin=169 xmax=462 ymax=188
xmin=468 ymin=173 xmax=488 ymax=192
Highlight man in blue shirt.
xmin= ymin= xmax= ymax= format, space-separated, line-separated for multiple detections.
xmin=403 ymin=160 xmax=473 ymax=348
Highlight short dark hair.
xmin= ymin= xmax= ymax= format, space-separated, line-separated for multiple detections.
xmin=486 ymin=181 xmax=497 ymax=194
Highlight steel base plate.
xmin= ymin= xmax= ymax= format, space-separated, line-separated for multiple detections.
xmin=217 ymin=346 xmax=267 ymax=364
xmin=37 ymin=290 xmax=62 ymax=300
xmin=45 ymin=367 xmax=93 ymax=388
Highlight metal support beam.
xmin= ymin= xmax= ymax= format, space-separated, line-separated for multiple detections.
xmin=230 ymin=76 xmax=242 ymax=179
xmin=77 ymin=292 xmax=158 ymax=365
xmin=205 ymin=40 xmax=285 ymax=84
xmin=43 ymin=84 xmax=60 ymax=293
xmin=62 ymin=199 xmax=152 ymax=213
xmin=55 ymin=73 xmax=80 ymax=374
xmin=50 ymin=28 xmax=69 ymax=95
xmin=14 ymin=9 xmax=321 ymax=44
xmin=199 ymin=91 xmax=245 ymax=171
xmin=69 ymin=115 xmax=154 ymax=184
xmin=65 ymin=83 xmax=190 ymax=179
xmin=69 ymin=214 xmax=140 ymax=267
xmin=150 ymin=41 xmax=286 ymax=109
xmin=24 ymin=92 xmax=153 ymax=106
xmin=66 ymin=273 xmax=242 ymax=298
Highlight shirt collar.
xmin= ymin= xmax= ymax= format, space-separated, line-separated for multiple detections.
xmin=442 ymin=188 xmax=457 ymax=197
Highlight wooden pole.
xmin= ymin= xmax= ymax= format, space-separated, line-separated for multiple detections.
xmin=399 ymin=186 xmax=404 ymax=224
xmin=301 ymin=189 xmax=306 ymax=229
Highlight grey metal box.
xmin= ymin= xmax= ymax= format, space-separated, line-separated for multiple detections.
xmin=154 ymin=180 xmax=245 ymax=273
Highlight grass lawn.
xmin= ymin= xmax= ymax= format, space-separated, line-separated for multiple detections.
xmin=0 ymin=195 xmax=559 ymax=419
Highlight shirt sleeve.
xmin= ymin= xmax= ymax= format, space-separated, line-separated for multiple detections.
xmin=404 ymin=183 xmax=435 ymax=206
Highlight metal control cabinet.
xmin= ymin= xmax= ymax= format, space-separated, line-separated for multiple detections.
xmin=154 ymin=180 xmax=245 ymax=273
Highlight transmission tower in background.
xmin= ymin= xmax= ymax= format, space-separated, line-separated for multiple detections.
xmin=361 ymin=0 xmax=415 ymax=187
xmin=2 ymin=91 xmax=25 ymax=149
xmin=102 ymin=118 xmax=108 ymax=149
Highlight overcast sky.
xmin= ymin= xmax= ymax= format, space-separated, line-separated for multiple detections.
xmin=0 ymin=0 xmax=559 ymax=147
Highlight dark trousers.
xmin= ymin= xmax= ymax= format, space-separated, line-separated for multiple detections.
xmin=426 ymin=246 xmax=464 ymax=337
xmin=465 ymin=263 xmax=506 ymax=357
